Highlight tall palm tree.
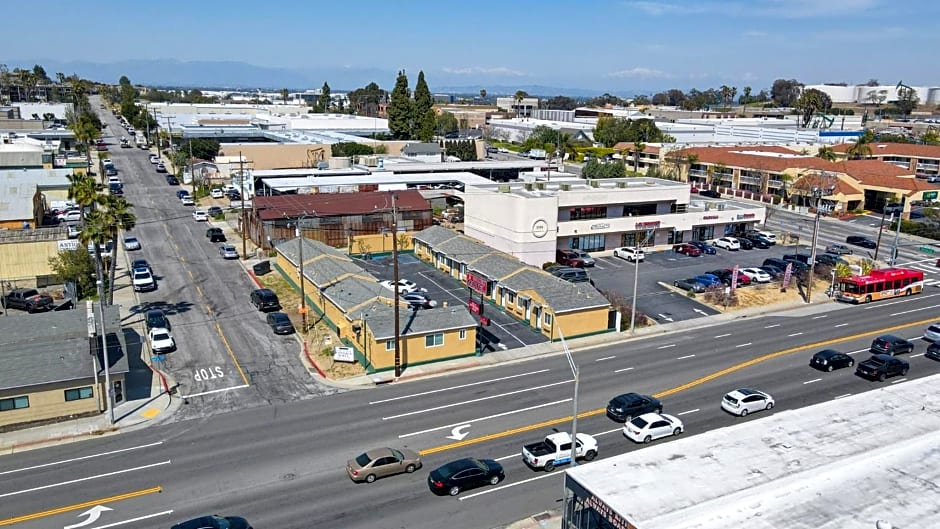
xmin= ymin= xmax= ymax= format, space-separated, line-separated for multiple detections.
xmin=69 ymin=114 xmax=101 ymax=182
xmin=846 ymin=132 xmax=874 ymax=160
xmin=514 ymin=90 xmax=528 ymax=118
xmin=67 ymin=172 xmax=102 ymax=222
xmin=632 ymin=140 xmax=646 ymax=173
xmin=816 ymin=146 xmax=837 ymax=162
xmin=99 ymin=194 xmax=136 ymax=305
xmin=79 ymin=209 xmax=110 ymax=302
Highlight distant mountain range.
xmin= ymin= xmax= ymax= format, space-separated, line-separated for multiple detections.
xmin=3 ymin=58 xmax=638 ymax=98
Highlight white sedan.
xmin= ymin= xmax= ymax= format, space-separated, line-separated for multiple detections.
xmin=739 ymin=267 xmax=771 ymax=283
xmin=123 ymin=236 xmax=141 ymax=251
xmin=623 ymin=413 xmax=684 ymax=443
xmin=379 ymin=279 xmax=418 ymax=294
xmin=132 ymin=268 xmax=156 ymax=292
xmin=148 ymin=327 xmax=176 ymax=353
xmin=714 ymin=237 xmax=741 ymax=251
xmin=181 ymin=196 xmax=195 ymax=206
xmin=721 ymin=388 xmax=775 ymax=417
xmin=612 ymin=246 xmax=645 ymax=262
xmin=210 ymin=188 xmax=224 ymax=199
xmin=193 ymin=210 xmax=208 ymax=222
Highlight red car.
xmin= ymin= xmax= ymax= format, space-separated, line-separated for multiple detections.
xmin=673 ymin=243 xmax=702 ymax=257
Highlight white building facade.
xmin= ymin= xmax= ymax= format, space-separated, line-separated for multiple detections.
xmin=462 ymin=178 xmax=766 ymax=266
xmin=803 ymin=84 xmax=940 ymax=105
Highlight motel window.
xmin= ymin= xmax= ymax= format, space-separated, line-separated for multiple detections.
xmin=386 ymin=340 xmax=395 ymax=351
xmin=507 ymin=292 xmax=516 ymax=305
xmin=425 ymin=334 xmax=444 ymax=347
xmin=569 ymin=206 xmax=607 ymax=220
xmin=544 ymin=313 xmax=553 ymax=326
xmin=459 ymin=329 xmax=467 ymax=340
xmin=0 ymin=396 xmax=29 ymax=412
xmin=64 ymin=387 xmax=94 ymax=402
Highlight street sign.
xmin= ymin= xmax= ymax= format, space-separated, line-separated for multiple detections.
xmin=925 ymin=191 xmax=938 ymax=200
xmin=919 ymin=246 xmax=937 ymax=254
xmin=333 ymin=346 xmax=355 ymax=363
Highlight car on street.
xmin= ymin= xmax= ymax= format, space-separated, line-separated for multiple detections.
xmin=123 ymin=235 xmax=141 ymax=251
xmin=926 ymin=342 xmax=940 ymax=361
xmin=687 ymin=241 xmax=717 ymax=254
xmin=250 ymin=288 xmax=281 ymax=311
xmin=193 ymin=210 xmax=208 ymax=221
xmin=810 ymin=349 xmax=854 ymax=371
xmin=149 ymin=154 xmax=159 ymax=164
xmin=166 ymin=175 xmax=179 ymax=185
xmin=855 ymin=354 xmax=909 ymax=381
xmin=379 ymin=279 xmax=418 ymax=294
xmin=170 ymin=515 xmax=252 ymax=529
xmin=131 ymin=258 xmax=151 ymax=273
xmin=176 ymin=190 xmax=190 ymax=200
xmin=210 ymin=188 xmax=225 ymax=199
xmin=265 ymin=312 xmax=295 ymax=334
xmin=825 ymin=243 xmax=853 ymax=255
xmin=924 ymin=322 xmax=940 ymax=342
xmin=346 ymin=447 xmax=421 ymax=483
xmin=147 ymin=327 xmax=176 ymax=353
xmin=606 ymin=392 xmax=662 ymax=422
xmin=181 ymin=196 xmax=195 ymax=206
xmin=613 ymin=246 xmax=645 ymax=262
xmin=714 ymin=237 xmax=741 ymax=251
xmin=720 ymin=388 xmax=775 ymax=416
xmin=132 ymin=268 xmax=156 ymax=291
xmin=673 ymin=277 xmax=707 ymax=293
xmin=219 ymin=244 xmax=239 ymax=259
xmin=699 ymin=189 xmax=721 ymax=198
xmin=693 ymin=274 xmax=722 ymax=287
xmin=623 ymin=412 xmax=684 ymax=443
xmin=556 ymin=249 xmax=595 ymax=268
xmin=155 ymin=163 xmax=167 ymax=173
xmin=739 ymin=267 xmax=772 ymax=283
xmin=846 ymin=235 xmax=877 ymax=249
xmin=207 ymin=227 xmax=226 ymax=242
xmin=402 ymin=292 xmax=434 ymax=309
xmin=145 ymin=309 xmax=170 ymax=331
xmin=672 ymin=243 xmax=702 ymax=257
xmin=427 ymin=457 xmax=504 ymax=496
xmin=207 ymin=206 xmax=223 ymax=217
xmin=870 ymin=334 xmax=914 ymax=356
xmin=521 ymin=432 xmax=598 ymax=472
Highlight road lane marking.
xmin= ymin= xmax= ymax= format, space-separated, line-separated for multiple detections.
xmin=890 ymin=304 xmax=940 ymax=316
xmin=863 ymin=292 xmax=940 ymax=309
xmin=714 ymin=333 xmax=731 ymax=338
xmin=87 ymin=510 xmax=174 ymax=529
xmin=180 ymin=384 xmax=249 ymax=399
xmin=736 ymin=343 xmax=752 ymax=348
xmin=417 ymin=315 xmax=940 ymax=455
xmin=891 ymin=378 xmax=908 ymax=384
xmin=595 ymin=356 xmax=616 ymax=362
xmin=676 ymin=354 xmax=695 ymax=360
xmin=383 ymin=380 xmax=572 ymax=420
xmin=764 ymin=324 xmax=780 ymax=329
xmin=458 ymin=472 xmax=560 ymax=501
xmin=803 ymin=378 xmax=822 ymax=385
xmin=215 ymin=321 xmax=250 ymax=386
xmin=912 ymin=353 xmax=925 ymax=358
xmin=657 ymin=344 xmax=676 ymax=349
xmin=812 ymin=315 xmax=827 ymax=319
xmin=677 ymin=409 xmax=700 ymax=415
xmin=788 ymin=332 xmax=804 ymax=337
xmin=369 ymin=370 xmax=550 ymax=405
xmin=0 ymin=487 xmax=162 ymax=526
xmin=0 ymin=461 xmax=170 ymax=499
xmin=834 ymin=393 xmax=853 ymax=399
xmin=404 ymin=399 xmax=571 ymax=440
xmin=835 ymin=323 xmax=848 ymax=328
xmin=0 ymin=442 xmax=163 ymax=476
xmin=614 ymin=367 xmax=634 ymax=373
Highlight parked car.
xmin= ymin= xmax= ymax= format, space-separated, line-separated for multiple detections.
xmin=219 ymin=244 xmax=239 ymax=259
xmin=176 ymin=190 xmax=191 ymax=200
xmin=736 ymin=237 xmax=754 ymax=250
xmin=149 ymin=154 xmax=159 ymax=164
xmin=707 ymin=269 xmax=751 ymax=287
xmin=739 ymin=267 xmax=772 ymax=283
xmin=145 ymin=309 xmax=170 ymax=331
xmin=88 ymin=241 xmax=114 ymax=258
xmin=825 ymin=243 xmax=853 ymax=255
xmin=784 ymin=259 xmax=811 ymax=273
xmin=810 ymin=349 xmax=854 ymax=371
xmin=132 ymin=268 xmax=156 ymax=292
xmin=347 ymin=447 xmax=421 ymax=483
xmin=720 ymin=388 xmax=775 ymax=417
xmin=693 ymin=274 xmax=722 ymax=287
xmin=782 ymin=253 xmax=810 ymax=264
xmin=427 ymin=458 xmax=504 ymax=496
xmin=265 ymin=312 xmax=295 ymax=334
xmin=67 ymin=224 xmax=81 ymax=239
xmin=166 ymin=175 xmax=179 ymax=185
xmin=741 ymin=236 xmax=768 ymax=249
xmin=147 ymin=327 xmax=176 ymax=353
xmin=699 ymin=189 xmax=721 ymax=198
xmin=605 ymin=393 xmax=662 ymax=422
xmin=181 ymin=196 xmax=195 ymax=206
xmin=210 ymin=188 xmax=225 ymax=199
xmin=250 ymin=288 xmax=281 ymax=311
xmin=612 ymin=246 xmax=644 ymax=262
xmin=557 ymin=249 xmax=595 ymax=268
xmin=170 ymin=516 xmax=251 ymax=529
xmin=673 ymin=243 xmax=703 ymax=257
xmin=846 ymin=235 xmax=877 ymax=249
xmin=745 ymin=229 xmax=777 ymax=245
xmin=673 ymin=278 xmax=707 ymax=293
xmin=623 ymin=412 xmax=684 ymax=443
xmin=402 ymin=292 xmax=434 ymax=309
xmin=870 ymin=334 xmax=914 ymax=356
xmin=155 ymin=163 xmax=167 ymax=173
xmin=192 ymin=210 xmax=208 ymax=222
xmin=207 ymin=206 xmax=223 ymax=217
xmin=207 ymin=227 xmax=226 ymax=242
xmin=551 ymin=267 xmax=590 ymax=283
xmin=2 ymin=288 xmax=54 ymax=313
xmin=687 ymin=241 xmax=717 ymax=254
xmin=855 ymin=354 xmax=909 ymax=381
xmin=759 ymin=264 xmax=785 ymax=279
xmin=378 ymin=279 xmax=418 ymax=294
xmin=923 ymin=322 xmax=940 ymax=342
xmin=714 ymin=237 xmax=741 ymax=251
xmin=813 ymin=253 xmax=846 ymax=267
xmin=123 ymin=235 xmax=141 ymax=251
xmin=131 ymin=258 xmax=152 ymax=273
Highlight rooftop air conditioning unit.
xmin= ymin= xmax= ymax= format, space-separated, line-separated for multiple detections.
xmin=524 ymin=182 xmax=534 ymax=191
xmin=560 ymin=183 xmax=571 ymax=191
xmin=536 ymin=182 xmax=546 ymax=190
xmin=498 ymin=184 xmax=511 ymax=193
xmin=617 ymin=181 xmax=627 ymax=188
xmin=589 ymin=180 xmax=600 ymax=188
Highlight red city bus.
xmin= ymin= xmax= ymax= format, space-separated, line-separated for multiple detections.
xmin=837 ymin=268 xmax=924 ymax=304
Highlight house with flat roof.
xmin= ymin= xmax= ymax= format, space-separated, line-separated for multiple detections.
xmin=0 ymin=305 xmax=128 ymax=430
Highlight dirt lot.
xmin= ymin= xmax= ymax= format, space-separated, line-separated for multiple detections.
xmin=667 ymin=276 xmax=834 ymax=312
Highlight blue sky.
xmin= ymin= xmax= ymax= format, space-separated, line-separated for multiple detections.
xmin=3 ymin=0 xmax=939 ymax=93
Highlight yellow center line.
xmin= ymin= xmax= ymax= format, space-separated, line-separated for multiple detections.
xmin=0 ymin=486 xmax=162 ymax=526
xmin=216 ymin=321 xmax=250 ymax=386
xmin=418 ymin=316 xmax=937 ymax=456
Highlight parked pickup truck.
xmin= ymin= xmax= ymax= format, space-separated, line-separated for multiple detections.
xmin=521 ymin=432 xmax=598 ymax=472
xmin=2 ymin=288 xmax=54 ymax=313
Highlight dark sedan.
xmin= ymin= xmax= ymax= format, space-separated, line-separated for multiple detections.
xmin=265 ymin=312 xmax=295 ymax=334
xmin=687 ymin=241 xmax=717 ymax=254
xmin=743 ymin=237 xmax=770 ymax=249
xmin=810 ymin=349 xmax=854 ymax=371
xmin=737 ymin=237 xmax=754 ymax=250
xmin=673 ymin=278 xmax=706 ymax=293
xmin=428 ymin=458 xmax=504 ymax=496
xmin=145 ymin=309 xmax=170 ymax=331
xmin=699 ymin=189 xmax=721 ymax=198
xmin=846 ymin=235 xmax=877 ymax=249
xmin=927 ymin=342 xmax=940 ymax=361
xmin=171 ymin=515 xmax=252 ymax=529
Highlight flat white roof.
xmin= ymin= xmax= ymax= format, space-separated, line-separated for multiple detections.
xmin=261 ymin=171 xmax=494 ymax=191
xmin=566 ymin=374 xmax=940 ymax=529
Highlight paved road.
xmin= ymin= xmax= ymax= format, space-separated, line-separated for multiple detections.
xmin=95 ymin=99 xmax=337 ymax=422
xmin=3 ymin=287 xmax=940 ymax=529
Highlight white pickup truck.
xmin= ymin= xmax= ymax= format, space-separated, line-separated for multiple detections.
xmin=521 ymin=432 xmax=598 ymax=472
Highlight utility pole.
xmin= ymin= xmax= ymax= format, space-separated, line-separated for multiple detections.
xmin=240 ymin=152 xmax=248 ymax=260
xmin=296 ymin=211 xmax=311 ymax=332
xmin=890 ymin=199 xmax=904 ymax=266
xmin=189 ymin=141 xmax=195 ymax=196
xmin=391 ymin=193 xmax=402 ymax=379
xmin=874 ymin=210 xmax=891 ymax=261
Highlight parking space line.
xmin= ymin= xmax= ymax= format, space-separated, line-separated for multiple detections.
xmin=677 ymin=409 xmax=700 ymax=416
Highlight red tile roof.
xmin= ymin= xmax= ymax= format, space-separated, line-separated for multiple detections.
xmin=832 ymin=142 xmax=940 ymax=159
xmin=255 ymin=190 xmax=430 ymax=220
xmin=613 ymin=142 xmax=660 ymax=154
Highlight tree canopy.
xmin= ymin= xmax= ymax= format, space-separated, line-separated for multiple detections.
xmin=582 ymin=159 xmax=627 ymax=179
xmin=593 ymin=117 xmax=669 ymax=147
xmin=794 ymin=88 xmax=833 ymax=127
xmin=388 ymin=70 xmax=413 ymax=140
xmin=771 ymin=79 xmax=803 ymax=107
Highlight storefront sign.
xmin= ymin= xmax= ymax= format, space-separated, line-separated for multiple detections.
xmin=480 ymin=316 xmax=490 ymax=326
xmin=57 ymin=240 xmax=80 ymax=251
xmin=468 ymin=299 xmax=480 ymax=314
xmin=731 ymin=264 xmax=739 ymax=293
xmin=635 ymin=221 xmax=661 ymax=229
xmin=736 ymin=213 xmax=756 ymax=220
xmin=702 ymin=215 xmax=719 ymax=220
xmin=582 ymin=494 xmax=638 ymax=529
xmin=531 ymin=219 xmax=549 ymax=238
xmin=466 ymin=273 xmax=488 ymax=294
xmin=590 ymin=223 xmax=610 ymax=230
xmin=333 ymin=346 xmax=355 ymax=363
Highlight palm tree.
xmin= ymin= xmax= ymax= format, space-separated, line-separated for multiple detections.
xmin=846 ymin=131 xmax=874 ymax=160
xmin=632 ymin=140 xmax=646 ymax=173
xmin=741 ymin=86 xmax=752 ymax=105
xmin=69 ymin=114 xmax=101 ymax=182
xmin=479 ymin=88 xmax=487 ymax=103
xmin=99 ymin=194 xmax=136 ymax=305
xmin=514 ymin=90 xmax=529 ymax=118
xmin=816 ymin=146 xmax=837 ymax=162
xmin=80 ymin=209 xmax=110 ymax=302
xmin=67 ymin=172 xmax=102 ymax=222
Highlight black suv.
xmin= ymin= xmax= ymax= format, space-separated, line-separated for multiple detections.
xmin=207 ymin=227 xmax=226 ymax=242
xmin=742 ymin=236 xmax=770 ymax=249
xmin=250 ymin=288 xmax=281 ymax=311
xmin=869 ymin=334 xmax=914 ymax=356
xmin=846 ymin=235 xmax=877 ymax=249
xmin=855 ymin=354 xmax=909 ymax=381
xmin=145 ymin=309 xmax=171 ymax=331
xmin=606 ymin=393 xmax=662 ymax=422
xmin=782 ymin=253 xmax=810 ymax=264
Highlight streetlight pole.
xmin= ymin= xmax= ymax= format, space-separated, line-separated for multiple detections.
xmin=294 ymin=211 xmax=314 ymax=332
xmin=630 ymin=230 xmax=653 ymax=333
xmin=391 ymin=193 xmax=402 ymax=379
xmin=805 ymin=184 xmax=834 ymax=304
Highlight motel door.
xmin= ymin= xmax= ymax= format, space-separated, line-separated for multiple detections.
xmin=534 ymin=304 xmax=542 ymax=327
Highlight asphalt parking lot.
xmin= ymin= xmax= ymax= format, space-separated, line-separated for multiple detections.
xmin=355 ymin=254 xmax=549 ymax=351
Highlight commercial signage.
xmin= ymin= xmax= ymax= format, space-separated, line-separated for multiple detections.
xmin=480 ymin=316 xmax=490 ymax=326
xmin=57 ymin=240 xmax=80 ymax=251
xmin=333 ymin=346 xmax=355 ymax=363
xmin=925 ymin=191 xmax=939 ymax=200
xmin=736 ymin=213 xmax=756 ymax=220
xmin=468 ymin=299 xmax=480 ymax=314
xmin=581 ymin=494 xmax=638 ymax=529
xmin=590 ymin=223 xmax=610 ymax=230
xmin=635 ymin=221 xmax=661 ymax=230
xmin=782 ymin=262 xmax=793 ymax=289
xmin=531 ymin=219 xmax=549 ymax=238
xmin=466 ymin=273 xmax=488 ymax=294
xmin=730 ymin=264 xmax=739 ymax=293
xmin=702 ymin=215 xmax=719 ymax=220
